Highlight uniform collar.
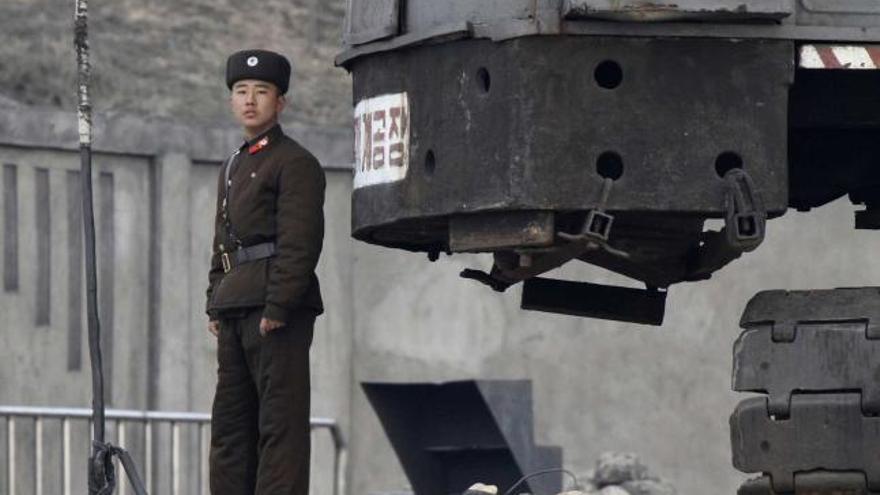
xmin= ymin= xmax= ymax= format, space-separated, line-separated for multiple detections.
xmin=242 ymin=124 xmax=283 ymax=155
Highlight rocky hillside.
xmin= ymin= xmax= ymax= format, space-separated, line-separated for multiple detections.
xmin=0 ymin=0 xmax=351 ymax=128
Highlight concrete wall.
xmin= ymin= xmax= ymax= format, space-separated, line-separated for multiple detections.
xmin=0 ymin=106 xmax=353 ymax=494
xmin=0 ymin=147 xmax=150 ymax=408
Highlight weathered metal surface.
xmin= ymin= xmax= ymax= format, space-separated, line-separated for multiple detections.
xmin=402 ymin=0 xmax=559 ymax=35
xmin=449 ymin=211 xmax=555 ymax=252
xmin=348 ymin=37 xmax=791 ymax=251
xmin=521 ymin=277 xmax=666 ymax=325
xmin=739 ymin=472 xmax=878 ymax=495
xmin=563 ymin=0 xmax=792 ymax=22
xmin=733 ymin=322 xmax=880 ymax=417
xmin=336 ymin=22 xmax=474 ymax=72
xmin=338 ymin=0 xmax=880 ymax=65
xmin=556 ymin=21 xmax=880 ymax=45
xmin=344 ymin=0 xmax=400 ymax=46
xmin=731 ymin=394 xmax=880 ymax=493
xmin=740 ymin=288 xmax=880 ymax=342
xmin=802 ymin=0 xmax=880 ymax=15
xmin=799 ymin=0 xmax=880 ymax=28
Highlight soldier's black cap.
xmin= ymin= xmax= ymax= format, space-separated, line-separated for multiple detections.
xmin=226 ymin=49 xmax=291 ymax=95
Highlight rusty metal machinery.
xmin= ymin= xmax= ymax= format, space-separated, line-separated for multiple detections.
xmin=337 ymin=1 xmax=880 ymax=493
xmin=337 ymin=0 xmax=880 ymax=325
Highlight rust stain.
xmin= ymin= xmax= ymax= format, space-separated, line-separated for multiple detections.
xmin=566 ymin=1 xmax=780 ymax=22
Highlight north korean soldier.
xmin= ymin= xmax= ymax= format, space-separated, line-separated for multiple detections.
xmin=205 ymin=49 xmax=325 ymax=495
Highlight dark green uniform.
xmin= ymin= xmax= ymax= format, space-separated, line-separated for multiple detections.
xmin=206 ymin=123 xmax=325 ymax=495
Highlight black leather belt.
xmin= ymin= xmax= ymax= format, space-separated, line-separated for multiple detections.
xmin=221 ymin=242 xmax=276 ymax=273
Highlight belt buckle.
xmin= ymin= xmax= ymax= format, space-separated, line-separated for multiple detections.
xmin=221 ymin=252 xmax=232 ymax=273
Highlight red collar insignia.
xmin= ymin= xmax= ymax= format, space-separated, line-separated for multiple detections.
xmin=248 ymin=136 xmax=270 ymax=155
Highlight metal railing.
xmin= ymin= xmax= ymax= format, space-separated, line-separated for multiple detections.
xmin=0 ymin=405 xmax=346 ymax=495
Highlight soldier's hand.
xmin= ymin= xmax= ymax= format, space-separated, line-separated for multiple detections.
xmin=208 ymin=320 xmax=220 ymax=337
xmin=259 ymin=317 xmax=284 ymax=336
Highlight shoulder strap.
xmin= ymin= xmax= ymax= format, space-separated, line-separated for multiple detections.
xmin=221 ymin=150 xmax=243 ymax=249
xmin=223 ymin=149 xmax=240 ymax=200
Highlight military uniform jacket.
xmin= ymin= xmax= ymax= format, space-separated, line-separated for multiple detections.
xmin=206 ymin=124 xmax=325 ymax=322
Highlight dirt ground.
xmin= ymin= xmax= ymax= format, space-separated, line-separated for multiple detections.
xmin=1 ymin=0 xmax=351 ymax=128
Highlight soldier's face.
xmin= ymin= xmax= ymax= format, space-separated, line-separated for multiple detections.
xmin=230 ymin=80 xmax=287 ymax=136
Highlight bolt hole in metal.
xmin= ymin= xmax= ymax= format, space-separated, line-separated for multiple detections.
xmin=477 ymin=67 xmax=491 ymax=93
xmin=760 ymin=440 xmax=771 ymax=453
xmin=594 ymin=60 xmax=623 ymax=89
xmin=425 ymin=150 xmax=436 ymax=175
xmin=596 ymin=151 xmax=624 ymax=180
xmin=715 ymin=151 xmax=744 ymax=178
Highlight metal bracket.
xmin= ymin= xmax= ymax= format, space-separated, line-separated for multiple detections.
xmin=723 ymin=168 xmax=767 ymax=252
xmin=560 ymin=177 xmax=614 ymax=241
xmin=583 ymin=210 xmax=614 ymax=242
xmin=558 ymin=178 xmax=629 ymax=259
xmin=521 ymin=277 xmax=666 ymax=325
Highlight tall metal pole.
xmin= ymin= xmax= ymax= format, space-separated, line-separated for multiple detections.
xmin=74 ymin=0 xmax=106 ymax=450
xmin=74 ymin=0 xmax=110 ymax=491
xmin=74 ymin=3 xmax=148 ymax=494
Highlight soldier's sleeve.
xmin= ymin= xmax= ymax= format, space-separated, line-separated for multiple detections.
xmin=263 ymin=153 xmax=325 ymax=322
xmin=205 ymin=252 xmax=223 ymax=317
xmin=205 ymin=170 xmax=225 ymax=318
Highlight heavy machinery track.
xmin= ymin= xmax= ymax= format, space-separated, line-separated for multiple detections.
xmin=730 ymin=288 xmax=880 ymax=494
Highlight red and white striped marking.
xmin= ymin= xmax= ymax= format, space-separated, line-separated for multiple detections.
xmin=800 ymin=45 xmax=880 ymax=70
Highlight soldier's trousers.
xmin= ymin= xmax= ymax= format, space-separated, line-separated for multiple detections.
xmin=209 ymin=307 xmax=315 ymax=495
